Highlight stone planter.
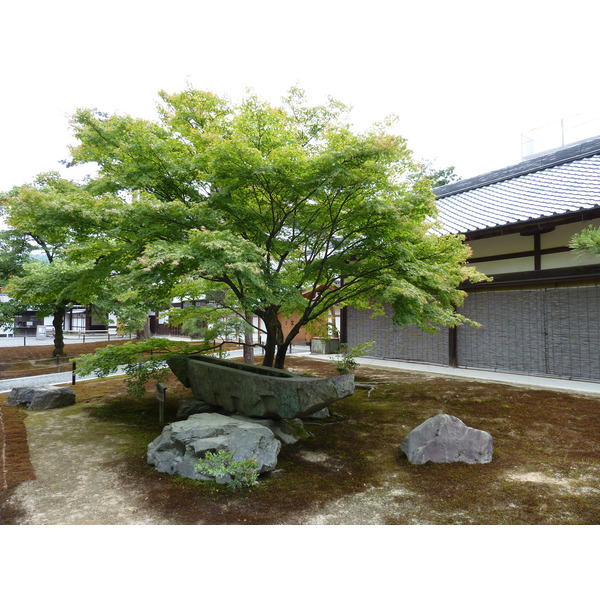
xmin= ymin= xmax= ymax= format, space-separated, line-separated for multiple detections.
xmin=168 ymin=353 xmax=354 ymax=419
xmin=310 ymin=337 xmax=340 ymax=354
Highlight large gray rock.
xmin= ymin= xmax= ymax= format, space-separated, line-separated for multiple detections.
xmin=147 ymin=413 xmax=282 ymax=480
xmin=401 ymin=414 xmax=493 ymax=465
xmin=7 ymin=385 xmax=76 ymax=411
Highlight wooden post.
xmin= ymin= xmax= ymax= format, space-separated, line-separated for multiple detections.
xmin=534 ymin=232 xmax=542 ymax=271
xmin=449 ymin=326 xmax=458 ymax=368
xmin=72 ymin=361 xmax=77 ymax=385
xmin=156 ymin=383 xmax=167 ymax=424
xmin=339 ymin=306 xmax=348 ymax=344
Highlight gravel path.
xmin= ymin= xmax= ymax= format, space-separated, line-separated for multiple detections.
xmin=3 ymin=404 xmax=169 ymax=525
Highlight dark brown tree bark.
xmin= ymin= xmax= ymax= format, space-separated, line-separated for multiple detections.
xmin=260 ymin=307 xmax=283 ymax=368
xmin=274 ymin=339 xmax=291 ymax=370
xmin=242 ymin=310 xmax=255 ymax=364
xmin=52 ymin=305 xmax=66 ymax=357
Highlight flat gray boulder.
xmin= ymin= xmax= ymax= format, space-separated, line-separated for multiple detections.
xmin=147 ymin=413 xmax=281 ymax=480
xmin=7 ymin=385 xmax=76 ymax=411
xmin=401 ymin=414 xmax=493 ymax=465
xmin=230 ymin=415 xmax=311 ymax=445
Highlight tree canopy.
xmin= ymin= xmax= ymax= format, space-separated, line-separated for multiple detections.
xmin=3 ymin=88 xmax=484 ymax=368
xmin=0 ymin=173 xmax=108 ymax=354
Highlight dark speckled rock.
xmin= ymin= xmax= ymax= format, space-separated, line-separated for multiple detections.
xmin=7 ymin=385 xmax=76 ymax=411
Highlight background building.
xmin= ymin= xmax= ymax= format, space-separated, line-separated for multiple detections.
xmin=347 ymin=136 xmax=600 ymax=382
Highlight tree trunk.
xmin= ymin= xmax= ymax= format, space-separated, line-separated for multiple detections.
xmin=243 ymin=310 xmax=255 ymax=364
xmin=52 ymin=305 xmax=66 ymax=357
xmin=273 ymin=320 xmax=305 ymax=369
xmin=243 ymin=335 xmax=255 ymax=364
xmin=262 ymin=334 xmax=277 ymax=367
xmin=136 ymin=319 xmax=151 ymax=341
xmin=260 ymin=307 xmax=283 ymax=368
xmin=274 ymin=340 xmax=290 ymax=369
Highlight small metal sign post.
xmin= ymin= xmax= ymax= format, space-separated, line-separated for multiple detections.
xmin=155 ymin=383 xmax=167 ymax=424
xmin=36 ymin=325 xmax=46 ymax=340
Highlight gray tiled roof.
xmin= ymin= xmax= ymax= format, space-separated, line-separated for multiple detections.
xmin=433 ymin=138 xmax=600 ymax=235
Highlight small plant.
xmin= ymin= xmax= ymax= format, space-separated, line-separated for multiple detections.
xmin=330 ymin=341 xmax=376 ymax=374
xmin=195 ymin=449 xmax=260 ymax=489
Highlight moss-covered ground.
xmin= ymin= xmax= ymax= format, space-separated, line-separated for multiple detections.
xmin=2 ymin=355 xmax=600 ymax=524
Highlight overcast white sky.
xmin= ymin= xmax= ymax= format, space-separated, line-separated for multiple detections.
xmin=1 ymin=0 xmax=599 ymax=192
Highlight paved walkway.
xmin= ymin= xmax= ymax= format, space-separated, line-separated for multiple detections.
xmin=3 ymin=334 xmax=600 ymax=397
xmin=309 ymin=353 xmax=600 ymax=396
xmin=0 ymin=333 xmax=133 ymax=348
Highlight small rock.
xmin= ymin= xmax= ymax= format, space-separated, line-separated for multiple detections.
xmin=175 ymin=399 xmax=216 ymax=419
xmin=401 ymin=414 xmax=493 ymax=465
xmin=7 ymin=385 xmax=76 ymax=411
xmin=306 ymin=407 xmax=330 ymax=419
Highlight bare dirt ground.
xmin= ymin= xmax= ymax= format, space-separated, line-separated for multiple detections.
xmin=2 ymin=353 xmax=600 ymax=525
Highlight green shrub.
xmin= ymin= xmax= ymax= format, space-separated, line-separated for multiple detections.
xmin=330 ymin=341 xmax=375 ymax=374
xmin=195 ymin=450 xmax=260 ymax=489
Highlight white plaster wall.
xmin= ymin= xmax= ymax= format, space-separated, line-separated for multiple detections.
xmin=542 ymin=250 xmax=600 ymax=269
xmin=468 ymin=234 xmax=532 ymax=258
xmin=541 ymin=218 xmax=600 ymax=248
xmin=471 ymin=256 xmax=534 ymax=276
xmin=468 ymin=219 xmax=600 ymax=274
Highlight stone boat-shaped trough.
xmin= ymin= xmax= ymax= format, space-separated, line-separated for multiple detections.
xmin=168 ymin=354 xmax=355 ymax=419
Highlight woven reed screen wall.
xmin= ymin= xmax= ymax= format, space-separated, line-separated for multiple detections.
xmin=346 ymin=305 xmax=448 ymax=365
xmin=457 ymin=289 xmax=547 ymax=375
xmin=545 ymin=286 xmax=600 ymax=379
xmin=458 ymin=286 xmax=600 ymax=379
xmin=346 ymin=284 xmax=600 ymax=381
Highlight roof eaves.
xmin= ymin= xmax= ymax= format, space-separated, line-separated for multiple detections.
xmin=460 ymin=205 xmax=600 ymax=239
xmin=434 ymin=135 xmax=600 ymax=198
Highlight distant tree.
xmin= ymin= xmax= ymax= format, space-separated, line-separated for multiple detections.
xmin=428 ymin=165 xmax=461 ymax=187
xmin=0 ymin=230 xmax=31 ymax=287
xmin=0 ymin=173 xmax=108 ymax=355
xmin=0 ymin=229 xmax=31 ymax=332
xmin=65 ymin=88 xmax=483 ymax=369
xmin=410 ymin=162 xmax=461 ymax=188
